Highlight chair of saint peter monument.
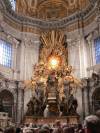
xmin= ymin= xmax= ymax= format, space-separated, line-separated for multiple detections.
xmin=25 ymin=30 xmax=80 ymax=125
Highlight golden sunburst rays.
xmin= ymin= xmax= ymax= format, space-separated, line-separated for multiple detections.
xmin=41 ymin=30 xmax=64 ymax=50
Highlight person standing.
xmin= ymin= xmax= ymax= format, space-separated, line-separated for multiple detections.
xmin=84 ymin=115 xmax=100 ymax=133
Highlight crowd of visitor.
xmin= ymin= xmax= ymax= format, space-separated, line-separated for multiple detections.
xmin=0 ymin=114 xmax=100 ymax=133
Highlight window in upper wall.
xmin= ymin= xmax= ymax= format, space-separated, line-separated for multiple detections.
xmin=9 ymin=0 xmax=16 ymax=11
xmin=94 ymin=37 xmax=100 ymax=64
xmin=0 ymin=39 xmax=12 ymax=68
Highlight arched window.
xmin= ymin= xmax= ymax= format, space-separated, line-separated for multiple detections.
xmin=0 ymin=39 xmax=12 ymax=68
xmin=94 ymin=37 xmax=100 ymax=64
xmin=9 ymin=0 xmax=16 ymax=11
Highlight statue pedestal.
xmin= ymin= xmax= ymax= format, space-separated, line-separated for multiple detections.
xmin=24 ymin=116 xmax=80 ymax=125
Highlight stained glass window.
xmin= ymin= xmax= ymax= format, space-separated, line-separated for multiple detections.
xmin=0 ymin=39 xmax=12 ymax=68
xmin=9 ymin=0 xmax=16 ymax=11
xmin=94 ymin=37 xmax=100 ymax=64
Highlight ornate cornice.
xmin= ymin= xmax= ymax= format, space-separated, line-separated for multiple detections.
xmin=0 ymin=0 xmax=98 ymax=30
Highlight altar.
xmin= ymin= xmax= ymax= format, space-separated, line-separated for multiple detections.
xmin=24 ymin=116 xmax=80 ymax=125
xmin=25 ymin=30 xmax=81 ymax=124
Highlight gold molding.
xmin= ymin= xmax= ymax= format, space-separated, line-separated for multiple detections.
xmin=3 ymin=12 xmax=96 ymax=34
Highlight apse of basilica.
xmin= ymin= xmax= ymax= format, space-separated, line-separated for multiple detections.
xmin=0 ymin=0 xmax=100 ymax=127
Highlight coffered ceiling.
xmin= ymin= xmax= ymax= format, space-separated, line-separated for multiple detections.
xmin=16 ymin=0 xmax=90 ymax=20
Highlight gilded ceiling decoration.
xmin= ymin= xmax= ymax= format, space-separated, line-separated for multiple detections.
xmin=16 ymin=0 xmax=90 ymax=20
xmin=0 ymin=0 xmax=97 ymax=30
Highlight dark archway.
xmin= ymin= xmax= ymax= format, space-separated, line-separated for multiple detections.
xmin=92 ymin=88 xmax=100 ymax=113
xmin=0 ymin=90 xmax=14 ymax=117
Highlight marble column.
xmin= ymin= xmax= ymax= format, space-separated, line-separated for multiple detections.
xmin=78 ymin=35 xmax=88 ymax=78
xmin=12 ymin=40 xmax=21 ymax=80
xmin=14 ymin=81 xmax=25 ymax=124
xmin=20 ymin=88 xmax=24 ymax=123
xmin=81 ymin=87 xmax=85 ymax=119
xmin=15 ymin=81 xmax=19 ymax=124
xmin=68 ymin=40 xmax=80 ymax=78
xmin=19 ymin=34 xmax=39 ymax=80
xmin=86 ymin=79 xmax=91 ymax=115
xmin=86 ymin=33 xmax=96 ymax=76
